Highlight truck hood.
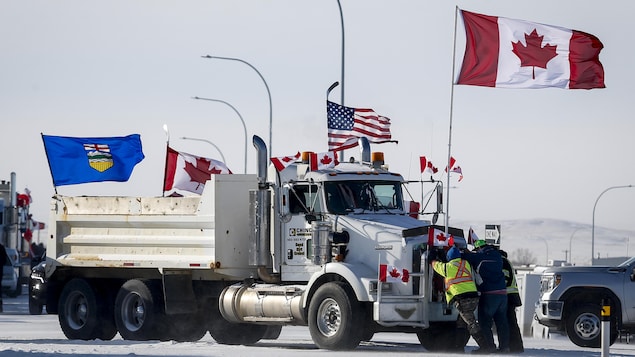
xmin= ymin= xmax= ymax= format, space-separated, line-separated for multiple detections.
xmin=338 ymin=214 xmax=428 ymax=236
xmin=543 ymin=265 xmax=628 ymax=274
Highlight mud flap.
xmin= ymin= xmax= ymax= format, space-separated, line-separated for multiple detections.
xmin=162 ymin=270 xmax=197 ymax=314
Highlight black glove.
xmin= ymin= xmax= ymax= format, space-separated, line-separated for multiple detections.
xmin=427 ymin=249 xmax=438 ymax=262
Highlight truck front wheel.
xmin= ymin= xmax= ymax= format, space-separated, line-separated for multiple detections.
xmin=308 ymin=282 xmax=364 ymax=350
xmin=565 ymin=304 xmax=617 ymax=348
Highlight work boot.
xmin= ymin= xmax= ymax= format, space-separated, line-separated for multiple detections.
xmin=471 ymin=331 xmax=496 ymax=354
xmin=452 ymin=328 xmax=468 ymax=353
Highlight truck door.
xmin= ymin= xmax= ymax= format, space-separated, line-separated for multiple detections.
xmin=283 ymin=184 xmax=320 ymax=266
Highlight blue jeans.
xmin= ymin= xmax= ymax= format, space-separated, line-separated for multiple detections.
xmin=478 ymin=293 xmax=509 ymax=350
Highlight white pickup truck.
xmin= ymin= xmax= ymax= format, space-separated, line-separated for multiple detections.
xmin=535 ymin=257 xmax=635 ymax=347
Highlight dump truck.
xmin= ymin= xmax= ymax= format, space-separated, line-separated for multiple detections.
xmin=43 ymin=135 xmax=468 ymax=351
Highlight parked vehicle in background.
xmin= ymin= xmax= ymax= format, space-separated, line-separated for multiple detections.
xmin=28 ymin=261 xmax=46 ymax=315
xmin=5 ymin=248 xmax=19 ymax=266
xmin=2 ymin=252 xmax=19 ymax=297
xmin=535 ymin=257 xmax=635 ymax=347
xmin=6 ymin=247 xmax=30 ymax=287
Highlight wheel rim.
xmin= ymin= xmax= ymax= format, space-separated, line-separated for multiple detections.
xmin=65 ymin=291 xmax=88 ymax=330
xmin=316 ymin=297 xmax=341 ymax=337
xmin=121 ymin=292 xmax=146 ymax=332
xmin=574 ymin=312 xmax=600 ymax=340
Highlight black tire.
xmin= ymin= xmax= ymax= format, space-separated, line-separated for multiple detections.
xmin=262 ymin=325 xmax=283 ymax=340
xmin=566 ymin=303 xmax=618 ymax=348
xmin=417 ymin=323 xmax=470 ymax=352
xmin=58 ymin=278 xmax=113 ymax=340
xmin=169 ymin=313 xmax=208 ymax=342
xmin=207 ymin=302 xmax=268 ymax=345
xmin=114 ymin=279 xmax=164 ymax=341
xmin=308 ymin=282 xmax=365 ymax=350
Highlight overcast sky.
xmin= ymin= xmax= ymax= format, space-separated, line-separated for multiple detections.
xmin=1 ymin=1 xmax=634 ymax=235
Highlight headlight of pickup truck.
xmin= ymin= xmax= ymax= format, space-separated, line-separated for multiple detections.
xmin=539 ymin=273 xmax=561 ymax=294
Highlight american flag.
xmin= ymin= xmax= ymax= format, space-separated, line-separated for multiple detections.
xmin=327 ymin=101 xmax=392 ymax=151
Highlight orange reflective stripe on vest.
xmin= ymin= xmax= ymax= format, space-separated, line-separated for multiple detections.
xmin=446 ymin=260 xmax=472 ymax=289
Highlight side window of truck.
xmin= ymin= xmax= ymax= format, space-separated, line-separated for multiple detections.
xmin=290 ymin=184 xmax=321 ymax=214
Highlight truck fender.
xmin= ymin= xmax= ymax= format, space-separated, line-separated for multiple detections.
xmin=302 ymin=262 xmax=375 ymax=309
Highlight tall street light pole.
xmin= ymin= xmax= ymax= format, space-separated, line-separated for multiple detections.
xmin=202 ymin=55 xmax=272 ymax=156
xmin=180 ymin=136 xmax=227 ymax=164
xmin=336 ymin=0 xmax=345 ymax=106
xmin=592 ymin=184 xmax=634 ymax=264
xmin=192 ymin=96 xmax=248 ymax=174
xmin=335 ymin=0 xmax=345 ymax=162
xmin=568 ymin=227 xmax=586 ymax=265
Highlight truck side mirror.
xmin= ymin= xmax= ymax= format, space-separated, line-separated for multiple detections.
xmin=280 ymin=185 xmax=291 ymax=222
xmin=631 ymin=267 xmax=635 ymax=282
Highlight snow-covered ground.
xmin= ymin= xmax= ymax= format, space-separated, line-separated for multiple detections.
xmin=1 ymin=288 xmax=634 ymax=356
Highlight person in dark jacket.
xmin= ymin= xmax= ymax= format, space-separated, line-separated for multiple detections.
xmin=462 ymin=240 xmax=509 ymax=353
xmin=430 ymin=245 xmax=495 ymax=352
xmin=0 ymin=243 xmax=6 ymax=312
xmin=500 ymin=249 xmax=524 ymax=353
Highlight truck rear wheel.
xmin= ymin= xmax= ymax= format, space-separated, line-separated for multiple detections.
xmin=207 ymin=301 xmax=268 ymax=345
xmin=170 ymin=313 xmax=208 ymax=342
xmin=308 ymin=282 xmax=364 ymax=350
xmin=58 ymin=278 xmax=116 ymax=340
xmin=566 ymin=303 xmax=617 ymax=348
xmin=114 ymin=279 xmax=165 ymax=341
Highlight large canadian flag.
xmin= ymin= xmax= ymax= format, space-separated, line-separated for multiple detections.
xmin=164 ymin=146 xmax=232 ymax=194
xmin=457 ymin=10 xmax=605 ymax=89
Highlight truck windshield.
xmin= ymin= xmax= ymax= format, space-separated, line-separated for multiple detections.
xmin=324 ymin=181 xmax=403 ymax=214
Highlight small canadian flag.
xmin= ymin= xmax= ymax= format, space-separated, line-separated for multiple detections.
xmin=428 ymin=227 xmax=455 ymax=247
xmin=379 ymin=264 xmax=410 ymax=283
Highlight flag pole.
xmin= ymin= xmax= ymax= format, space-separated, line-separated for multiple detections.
xmin=445 ymin=6 xmax=460 ymax=233
xmin=161 ymin=124 xmax=170 ymax=197
xmin=40 ymin=133 xmax=58 ymax=195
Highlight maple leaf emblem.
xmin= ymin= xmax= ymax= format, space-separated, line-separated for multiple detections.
xmin=436 ymin=233 xmax=447 ymax=242
xmin=320 ymin=154 xmax=333 ymax=166
xmin=183 ymin=157 xmax=219 ymax=185
xmin=511 ymin=29 xmax=558 ymax=79
xmin=388 ymin=267 xmax=401 ymax=279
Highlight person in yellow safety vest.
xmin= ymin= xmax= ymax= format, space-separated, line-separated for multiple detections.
xmin=500 ymin=249 xmax=524 ymax=353
xmin=430 ymin=245 xmax=496 ymax=353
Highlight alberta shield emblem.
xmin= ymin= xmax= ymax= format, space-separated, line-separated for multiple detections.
xmin=83 ymin=143 xmax=113 ymax=172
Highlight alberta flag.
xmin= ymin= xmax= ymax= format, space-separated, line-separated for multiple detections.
xmin=42 ymin=134 xmax=145 ymax=186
